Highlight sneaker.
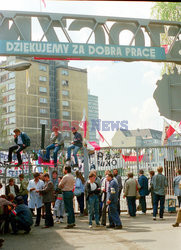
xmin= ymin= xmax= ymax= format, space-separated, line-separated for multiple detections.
xmin=89 ymin=225 xmax=92 ymax=228
xmin=172 ymin=223 xmax=179 ymax=227
xmin=79 ymin=213 xmax=84 ymax=217
xmin=114 ymin=225 xmax=123 ymax=230
xmin=139 ymin=211 xmax=146 ymax=215
xmin=96 ymin=224 xmax=100 ymax=227
xmin=159 ymin=217 xmax=165 ymax=220
xmin=59 ymin=218 xmax=64 ymax=223
xmin=54 ymin=218 xmax=59 ymax=223
xmin=64 ymin=224 xmax=74 ymax=229
xmin=153 ymin=217 xmax=156 ymax=221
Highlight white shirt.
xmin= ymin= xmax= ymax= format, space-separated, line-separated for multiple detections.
xmin=17 ymin=135 xmax=23 ymax=145
xmin=9 ymin=185 xmax=16 ymax=196
xmin=90 ymin=182 xmax=97 ymax=191
xmin=27 ymin=179 xmax=45 ymax=209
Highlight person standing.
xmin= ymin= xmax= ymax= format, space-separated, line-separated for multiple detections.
xmin=54 ymin=176 xmax=64 ymax=223
xmin=151 ymin=166 xmax=168 ymax=220
xmin=7 ymin=128 xmax=30 ymax=166
xmin=66 ymin=127 xmax=83 ymax=167
xmin=5 ymin=178 xmax=19 ymax=197
xmin=18 ymin=174 xmax=28 ymax=205
xmin=138 ymin=170 xmax=149 ymax=214
xmin=38 ymin=173 xmax=54 ymax=228
xmin=45 ymin=126 xmax=64 ymax=167
xmin=101 ymin=170 xmax=111 ymax=226
xmin=106 ymin=173 xmax=122 ymax=229
xmin=113 ymin=169 xmax=123 ymax=215
xmin=75 ymin=170 xmax=85 ymax=216
xmin=59 ymin=166 xmax=75 ymax=229
xmin=85 ymin=172 xmax=100 ymax=228
xmin=123 ymin=172 xmax=140 ymax=217
xmin=148 ymin=170 xmax=155 ymax=208
xmin=172 ymin=208 xmax=181 ymax=227
xmin=173 ymin=169 xmax=181 ymax=207
xmin=27 ymin=172 xmax=44 ymax=227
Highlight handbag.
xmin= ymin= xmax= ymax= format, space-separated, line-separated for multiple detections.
xmin=74 ymin=187 xmax=82 ymax=197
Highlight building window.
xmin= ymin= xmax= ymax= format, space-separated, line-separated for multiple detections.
xmin=62 ymin=101 xmax=69 ymax=107
xmin=8 ymin=82 xmax=15 ymax=90
xmin=8 ymin=105 xmax=15 ymax=113
xmin=62 ymin=111 xmax=70 ymax=117
xmin=62 ymin=90 xmax=69 ymax=96
xmin=9 ymin=117 xmax=16 ymax=124
xmin=39 ymin=76 xmax=47 ymax=82
xmin=40 ymin=119 xmax=48 ymax=125
xmin=8 ymin=94 xmax=15 ymax=102
xmin=39 ymin=65 xmax=47 ymax=72
xmin=39 ymin=86 xmax=47 ymax=93
xmin=39 ymin=98 xmax=47 ymax=104
xmin=61 ymin=70 xmax=69 ymax=76
xmin=9 ymin=72 xmax=15 ymax=79
xmin=62 ymin=80 xmax=69 ymax=86
xmin=40 ymin=108 xmax=47 ymax=114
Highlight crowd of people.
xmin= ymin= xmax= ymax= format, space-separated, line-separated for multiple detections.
xmin=0 ymin=165 xmax=180 ymax=243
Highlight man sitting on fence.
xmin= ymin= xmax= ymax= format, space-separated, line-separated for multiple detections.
xmin=6 ymin=128 xmax=30 ymax=166
xmin=45 ymin=126 xmax=64 ymax=167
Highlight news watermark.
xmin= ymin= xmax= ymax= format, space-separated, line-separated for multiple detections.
xmin=51 ymin=119 xmax=128 ymax=131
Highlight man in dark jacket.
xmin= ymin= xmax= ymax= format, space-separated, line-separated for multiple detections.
xmin=38 ymin=173 xmax=54 ymax=228
xmin=7 ymin=128 xmax=30 ymax=166
xmin=106 ymin=173 xmax=122 ymax=229
xmin=10 ymin=196 xmax=33 ymax=234
xmin=66 ymin=127 xmax=83 ymax=167
xmin=138 ymin=169 xmax=149 ymax=214
xmin=5 ymin=178 xmax=19 ymax=197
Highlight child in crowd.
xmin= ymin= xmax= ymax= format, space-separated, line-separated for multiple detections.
xmin=53 ymin=177 xmax=64 ymax=223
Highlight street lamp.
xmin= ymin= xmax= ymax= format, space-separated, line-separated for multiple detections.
xmin=0 ymin=61 xmax=31 ymax=71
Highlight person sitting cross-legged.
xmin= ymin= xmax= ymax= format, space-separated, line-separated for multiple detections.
xmin=45 ymin=126 xmax=64 ymax=167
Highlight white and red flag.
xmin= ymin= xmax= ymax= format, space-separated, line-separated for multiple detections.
xmin=162 ymin=120 xmax=176 ymax=145
xmin=79 ymin=109 xmax=87 ymax=138
xmin=96 ymin=129 xmax=105 ymax=143
xmin=41 ymin=0 xmax=46 ymax=8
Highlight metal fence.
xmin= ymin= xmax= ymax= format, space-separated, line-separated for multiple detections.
xmin=0 ymin=145 xmax=180 ymax=210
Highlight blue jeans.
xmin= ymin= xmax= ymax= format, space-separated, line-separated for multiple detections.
xmin=153 ymin=193 xmax=165 ymax=218
xmin=126 ymin=196 xmax=136 ymax=217
xmin=63 ymin=191 xmax=75 ymax=225
xmin=139 ymin=196 xmax=146 ymax=213
xmin=46 ymin=144 xmax=61 ymax=164
xmin=88 ymin=194 xmax=99 ymax=225
xmin=67 ymin=145 xmax=80 ymax=164
xmin=108 ymin=202 xmax=122 ymax=226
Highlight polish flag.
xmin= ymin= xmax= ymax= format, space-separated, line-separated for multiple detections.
xmin=79 ymin=109 xmax=87 ymax=138
xmin=162 ymin=120 xmax=175 ymax=145
xmin=96 ymin=129 xmax=105 ymax=143
xmin=41 ymin=0 xmax=46 ymax=8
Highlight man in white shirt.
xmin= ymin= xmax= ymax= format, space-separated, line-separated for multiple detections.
xmin=27 ymin=172 xmax=44 ymax=226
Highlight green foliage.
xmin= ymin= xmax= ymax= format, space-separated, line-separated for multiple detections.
xmin=151 ymin=3 xmax=181 ymax=75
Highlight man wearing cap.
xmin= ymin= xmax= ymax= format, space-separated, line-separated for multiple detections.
xmin=10 ymin=196 xmax=33 ymax=234
xmin=45 ymin=126 xmax=64 ymax=167
xmin=66 ymin=127 xmax=83 ymax=167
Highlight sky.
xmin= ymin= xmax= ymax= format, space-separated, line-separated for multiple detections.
xmin=0 ymin=0 xmax=166 ymax=145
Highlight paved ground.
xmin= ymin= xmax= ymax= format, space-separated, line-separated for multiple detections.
xmin=1 ymin=211 xmax=180 ymax=250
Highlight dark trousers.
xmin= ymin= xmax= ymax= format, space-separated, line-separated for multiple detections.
xmin=11 ymin=216 xmax=30 ymax=233
xmin=63 ymin=191 xmax=75 ymax=225
xmin=22 ymin=195 xmax=28 ymax=206
xmin=8 ymin=144 xmax=26 ymax=164
xmin=139 ymin=196 xmax=146 ymax=213
xmin=77 ymin=192 xmax=84 ymax=214
xmin=126 ymin=196 xmax=136 ymax=217
xmin=44 ymin=202 xmax=54 ymax=227
xmin=153 ymin=194 xmax=165 ymax=218
xmin=108 ymin=202 xmax=122 ymax=226
xmin=177 ymin=196 xmax=181 ymax=208
xmin=117 ymin=190 xmax=121 ymax=215
xmin=31 ymin=207 xmax=41 ymax=226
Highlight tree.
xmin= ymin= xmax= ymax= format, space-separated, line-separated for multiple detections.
xmin=151 ymin=2 xmax=181 ymax=74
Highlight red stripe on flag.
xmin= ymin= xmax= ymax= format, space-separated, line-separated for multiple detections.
xmin=166 ymin=125 xmax=175 ymax=138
